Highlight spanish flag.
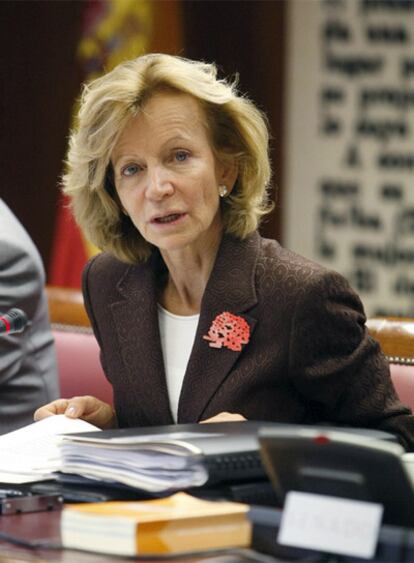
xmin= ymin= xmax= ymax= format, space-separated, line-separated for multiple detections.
xmin=49 ymin=0 xmax=152 ymax=288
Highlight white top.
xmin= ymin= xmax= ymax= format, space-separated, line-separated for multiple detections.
xmin=157 ymin=305 xmax=199 ymax=422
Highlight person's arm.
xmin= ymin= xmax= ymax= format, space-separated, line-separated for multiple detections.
xmin=290 ymin=269 xmax=414 ymax=450
xmin=0 ymin=233 xmax=60 ymax=432
xmin=0 ymin=241 xmax=41 ymax=378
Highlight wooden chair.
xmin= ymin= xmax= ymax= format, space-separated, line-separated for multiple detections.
xmin=46 ymin=285 xmax=113 ymax=405
xmin=367 ymin=317 xmax=414 ymax=410
xmin=46 ymin=285 xmax=91 ymax=328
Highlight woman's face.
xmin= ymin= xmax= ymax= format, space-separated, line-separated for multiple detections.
xmin=111 ymin=92 xmax=236 ymax=256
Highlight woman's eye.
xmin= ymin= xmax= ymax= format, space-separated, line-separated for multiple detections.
xmin=174 ymin=151 xmax=189 ymax=162
xmin=121 ymin=164 xmax=140 ymax=177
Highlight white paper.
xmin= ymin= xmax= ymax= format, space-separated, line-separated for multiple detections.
xmin=67 ymin=431 xmax=223 ymax=445
xmin=59 ymin=436 xmax=209 ymax=492
xmin=278 ymin=491 xmax=383 ymax=559
xmin=0 ymin=415 xmax=100 ymax=483
xmin=0 ymin=417 xmax=217 ymax=492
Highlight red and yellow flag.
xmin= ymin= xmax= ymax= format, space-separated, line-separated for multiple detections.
xmin=49 ymin=0 xmax=152 ymax=288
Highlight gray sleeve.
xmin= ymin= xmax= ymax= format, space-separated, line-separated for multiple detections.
xmin=0 ymin=239 xmax=43 ymax=378
xmin=0 ymin=230 xmax=59 ymax=433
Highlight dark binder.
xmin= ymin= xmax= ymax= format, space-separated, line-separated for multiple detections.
xmin=56 ymin=421 xmax=399 ymax=502
xmin=60 ymin=421 xmax=270 ymax=487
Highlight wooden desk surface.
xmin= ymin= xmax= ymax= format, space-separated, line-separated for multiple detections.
xmin=0 ymin=509 xmax=272 ymax=563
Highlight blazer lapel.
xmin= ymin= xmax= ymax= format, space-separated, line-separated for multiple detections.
xmin=178 ymin=233 xmax=260 ymax=422
xmin=110 ymin=256 xmax=174 ymax=425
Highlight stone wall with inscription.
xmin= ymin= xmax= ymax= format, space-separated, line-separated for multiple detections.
xmin=284 ymin=0 xmax=414 ymax=316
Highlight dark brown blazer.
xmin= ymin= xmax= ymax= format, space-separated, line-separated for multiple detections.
xmin=83 ymin=232 xmax=414 ymax=449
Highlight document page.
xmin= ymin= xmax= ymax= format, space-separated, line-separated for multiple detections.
xmin=57 ymin=425 xmax=261 ymax=492
xmin=0 ymin=415 xmax=100 ymax=483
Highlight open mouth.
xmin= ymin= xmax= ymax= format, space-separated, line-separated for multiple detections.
xmin=153 ymin=213 xmax=185 ymax=224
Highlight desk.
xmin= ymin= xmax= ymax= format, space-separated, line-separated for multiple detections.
xmin=0 ymin=509 xmax=279 ymax=563
xmin=2 ymin=505 xmax=414 ymax=563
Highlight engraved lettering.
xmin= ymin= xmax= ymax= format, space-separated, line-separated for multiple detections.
xmin=324 ymin=20 xmax=351 ymax=41
xmin=378 ymin=153 xmax=414 ymax=169
xmin=380 ymin=184 xmax=404 ymax=200
xmin=396 ymin=208 xmax=414 ymax=234
xmin=349 ymin=269 xmax=377 ymax=293
xmin=360 ymin=88 xmax=414 ymax=110
xmin=366 ymin=25 xmax=408 ymax=43
xmin=402 ymin=57 xmax=414 ymax=78
xmin=344 ymin=145 xmax=362 ymax=167
xmin=320 ymin=179 xmax=359 ymax=197
xmin=321 ymin=87 xmax=345 ymax=103
xmin=353 ymin=244 xmax=414 ymax=265
xmin=394 ymin=276 xmax=414 ymax=296
xmin=361 ymin=0 xmax=414 ymax=12
xmin=325 ymin=53 xmax=383 ymax=77
xmin=356 ymin=119 xmax=408 ymax=141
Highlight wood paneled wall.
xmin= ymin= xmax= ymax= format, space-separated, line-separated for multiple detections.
xmin=0 ymin=1 xmax=84 ymax=267
xmin=182 ymin=0 xmax=286 ymax=241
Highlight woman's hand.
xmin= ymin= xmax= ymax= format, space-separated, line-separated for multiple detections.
xmin=200 ymin=411 xmax=247 ymax=423
xmin=34 ymin=396 xmax=117 ymax=429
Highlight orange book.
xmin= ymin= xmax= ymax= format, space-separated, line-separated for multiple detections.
xmin=61 ymin=492 xmax=252 ymax=556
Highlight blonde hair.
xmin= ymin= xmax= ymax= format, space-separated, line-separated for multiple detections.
xmin=63 ymin=53 xmax=273 ymax=263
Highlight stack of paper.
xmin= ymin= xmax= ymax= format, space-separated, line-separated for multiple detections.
xmin=0 ymin=417 xmax=264 ymax=492
xmin=0 ymin=415 xmax=100 ymax=483
xmin=58 ymin=431 xmax=211 ymax=492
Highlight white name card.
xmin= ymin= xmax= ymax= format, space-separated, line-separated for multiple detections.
xmin=278 ymin=491 xmax=383 ymax=559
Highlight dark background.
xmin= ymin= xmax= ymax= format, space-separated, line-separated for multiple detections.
xmin=0 ymin=0 xmax=286 ymax=275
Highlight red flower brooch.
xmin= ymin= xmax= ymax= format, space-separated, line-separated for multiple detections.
xmin=203 ymin=312 xmax=250 ymax=352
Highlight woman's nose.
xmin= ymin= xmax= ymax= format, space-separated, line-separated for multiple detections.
xmin=146 ymin=167 xmax=174 ymax=200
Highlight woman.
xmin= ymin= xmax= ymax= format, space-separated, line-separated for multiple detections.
xmin=35 ymin=54 xmax=414 ymax=449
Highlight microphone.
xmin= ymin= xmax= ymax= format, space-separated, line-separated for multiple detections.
xmin=0 ymin=308 xmax=28 ymax=335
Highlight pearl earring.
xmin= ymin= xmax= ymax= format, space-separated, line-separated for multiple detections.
xmin=218 ymin=185 xmax=228 ymax=198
